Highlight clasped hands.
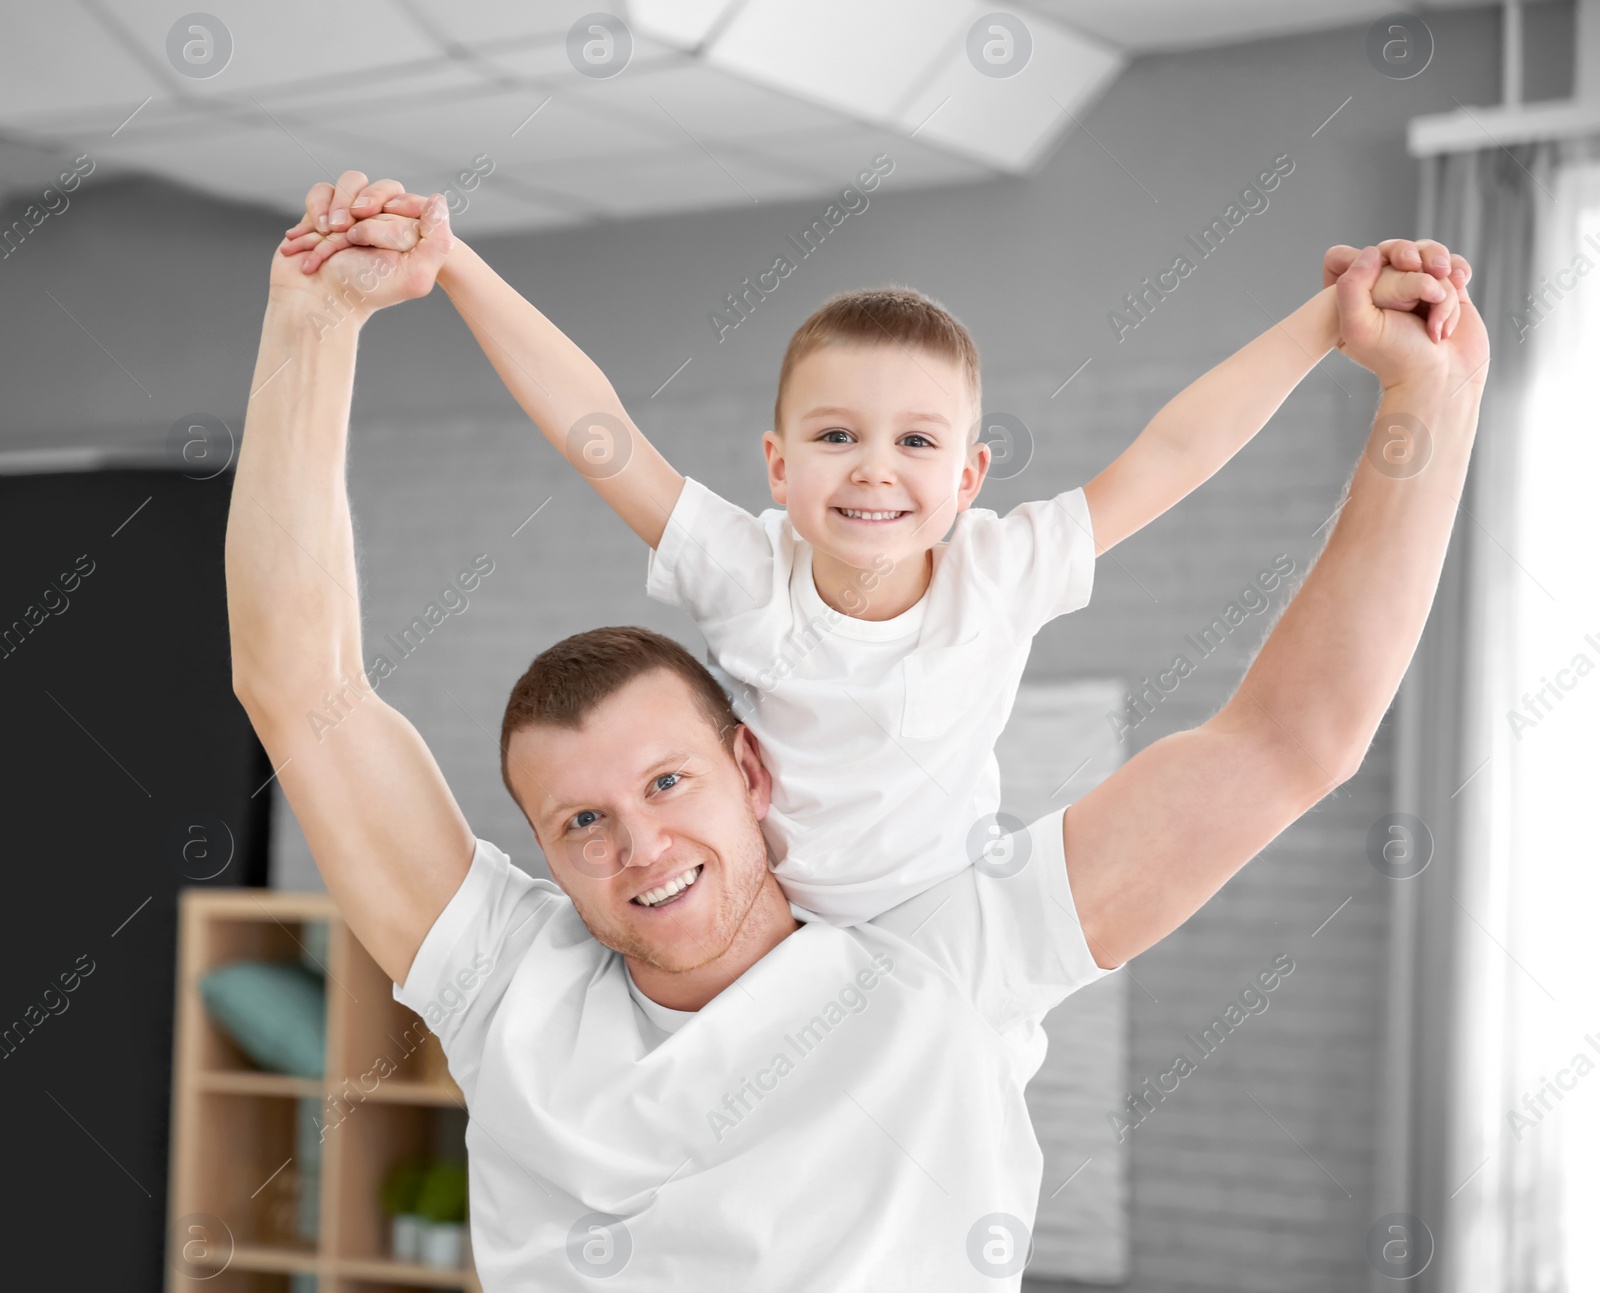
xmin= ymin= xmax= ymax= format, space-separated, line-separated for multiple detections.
xmin=272 ymin=169 xmax=1487 ymax=391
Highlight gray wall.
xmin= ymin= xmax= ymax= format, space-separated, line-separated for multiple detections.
xmin=2 ymin=6 xmax=1571 ymax=1291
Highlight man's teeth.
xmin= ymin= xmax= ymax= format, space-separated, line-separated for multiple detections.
xmin=838 ymin=508 xmax=904 ymax=520
xmin=634 ymin=865 xmax=701 ymax=907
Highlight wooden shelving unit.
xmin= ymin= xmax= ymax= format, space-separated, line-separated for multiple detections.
xmin=166 ymin=888 xmax=481 ymax=1293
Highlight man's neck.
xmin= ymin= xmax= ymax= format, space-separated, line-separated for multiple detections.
xmin=626 ymin=873 xmax=803 ymax=1012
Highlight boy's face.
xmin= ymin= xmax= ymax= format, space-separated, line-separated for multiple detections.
xmin=763 ymin=341 xmax=988 ymax=573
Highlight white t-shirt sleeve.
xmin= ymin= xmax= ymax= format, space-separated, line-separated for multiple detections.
xmin=966 ymin=486 xmax=1097 ymax=637
xmin=392 ymin=838 xmax=567 ymax=1101
xmin=870 ymin=808 xmax=1115 ymax=1036
xmin=645 ymin=476 xmax=776 ymax=630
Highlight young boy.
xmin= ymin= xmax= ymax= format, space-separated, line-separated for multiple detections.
xmin=284 ymin=183 xmax=1464 ymax=925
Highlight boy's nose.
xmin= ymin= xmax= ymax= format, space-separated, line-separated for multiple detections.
xmin=850 ymin=448 xmax=896 ymax=485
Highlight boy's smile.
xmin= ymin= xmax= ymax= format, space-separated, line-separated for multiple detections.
xmin=764 ymin=340 xmax=989 ymax=620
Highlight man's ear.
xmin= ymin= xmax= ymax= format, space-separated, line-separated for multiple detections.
xmin=731 ymin=724 xmax=772 ymax=821
xmin=761 ymin=430 xmax=788 ymax=505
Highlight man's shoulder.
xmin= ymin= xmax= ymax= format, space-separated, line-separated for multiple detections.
xmin=863 ymin=809 xmax=1113 ymax=1030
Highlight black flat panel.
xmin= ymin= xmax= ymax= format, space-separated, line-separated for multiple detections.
xmin=0 ymin=468 xmax=272 ymax=1291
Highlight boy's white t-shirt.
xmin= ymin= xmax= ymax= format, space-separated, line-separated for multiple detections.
xmin=392 ymin=809 xmax=1115 ymax=1292
xmin=645 ymin=477 xmax=1096 ymax=923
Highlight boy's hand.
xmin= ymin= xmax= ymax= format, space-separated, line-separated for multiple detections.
xmin=281 ymin=172 xmax=437 ymax=276
xmin=272 ymin=175 xmax=452 ymax=317
xmin=1324 ymin=239 xmax=1471 ymax=343
xmin=1368 ymin=261 xmax=1462 ymax=342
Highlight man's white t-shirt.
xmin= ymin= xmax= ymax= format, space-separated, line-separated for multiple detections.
xmin=646 ymin=478 xmax=1096 ymax=924
xmin=393 ymin=810 xmax=1114 ymax=1291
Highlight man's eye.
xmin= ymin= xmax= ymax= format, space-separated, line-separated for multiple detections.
xmin=819 ymin=429 xmax=853 ymax=443
xmin=569 ymin=809 xmax=599 ymax=831
xmin=654 ymin=772 xmax=681 ymax=793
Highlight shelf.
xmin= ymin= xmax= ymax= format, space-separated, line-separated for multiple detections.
xmin=192 ymin=1072 xmax=462 ymax=1106
xmin=336 ymin=1255 xmax=480 ymax=1287
xmin=168 ymin=889 xmax=478 ymax=1291
xmin=358 ymin=1079 xmax=464 ymax=1107
xmin=216 ymin=1243 xmax=320 ymax=1274
xmin=198 ymin=1071 xmax=326 ymax=1099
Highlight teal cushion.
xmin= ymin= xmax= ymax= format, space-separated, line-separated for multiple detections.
xmin=199 ymin=961 xmax=326 ymax=1078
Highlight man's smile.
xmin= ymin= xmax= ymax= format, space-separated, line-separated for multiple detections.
xmin=631 ymin=863 xmax=703 ymax=909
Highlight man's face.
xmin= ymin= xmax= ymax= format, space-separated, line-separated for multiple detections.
xmin=507 ymin=669 xmax=776 ymax=976
xmin=763 ymin=340 xmax=987 ymax=573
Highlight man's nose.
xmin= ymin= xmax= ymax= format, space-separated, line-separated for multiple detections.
xmin=617 ymin=812 xmax=673 ymax=871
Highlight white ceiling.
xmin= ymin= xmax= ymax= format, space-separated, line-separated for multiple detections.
xmin=0 ymin=0 xmax=1519 ymax=235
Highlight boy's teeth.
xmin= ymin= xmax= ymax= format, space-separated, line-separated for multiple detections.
xmin=840 ymin=508 xmax=903 ymax=520
xmin=635 ymin=865 xmax=701 ymax=907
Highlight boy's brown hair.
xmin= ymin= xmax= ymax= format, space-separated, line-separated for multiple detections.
xmin=772 ymin=285 xmax=982 ymax=438
xmin=499 ymin=626 xmax=740 ymax=802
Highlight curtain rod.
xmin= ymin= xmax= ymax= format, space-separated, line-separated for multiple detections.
xmin=1409 ymin=0 xmax=1600 ymax=155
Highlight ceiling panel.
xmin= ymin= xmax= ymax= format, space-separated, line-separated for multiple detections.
xmin=329 ymin=87 xmax=670 ymax=181
xmin=90 ymin=120 xmax=335 ymax=211
xmin=629 ymin=0 xmax=744 ymax=50
xmin=476 ymin=33 xmax=687 ymax=84
xmin=0 ymin=3 xmax=165 ymax=120
xmin=244 ymin=57 xmax=488 ymax=114
xmin=2 ymin=0 xmax=1488 ymax=233
xmin=1014 ymin=0 xmax=1544 ymax=54
xmin=93 ymin=0 xmax=439 ymax=97
xmin=527 ymin=148 xmax=816 ymax=220
xmin=560 ymin=61 xmax=855 ymax=143
xmin=403 ymin=0 xmax=629 ymax=48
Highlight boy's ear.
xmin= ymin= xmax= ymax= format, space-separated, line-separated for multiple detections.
xmin=761 ymin=429 xmax=788 ymax=505
xmin=956 ymin=438 xmax=991 ymax=512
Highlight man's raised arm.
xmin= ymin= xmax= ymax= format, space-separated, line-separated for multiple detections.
xmin=226 ymin=181 xmax=475 ymax=985
xmin=1062 ymin=244 xmax=1490 ymax=971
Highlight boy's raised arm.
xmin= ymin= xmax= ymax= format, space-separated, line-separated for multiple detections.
xmin=287 ymin=180 xmax=684 ymax=548
xmin=1080 ymin=239 xmax=1468 ymax=556
xmin=438 ymin=244 xmax=686 ymax=547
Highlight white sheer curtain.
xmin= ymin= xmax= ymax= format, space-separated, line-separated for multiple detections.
xmin=1501 ymin=156 xmax=1600 ymax=1292
xmin=1380 ymin=137 xmax=1600 ymax=1293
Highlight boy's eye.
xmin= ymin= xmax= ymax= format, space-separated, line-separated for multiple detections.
xmin=899 ymin=433 xmax=935 ymax=448
xmin=818 ymin=428 xmax=854 ymax=443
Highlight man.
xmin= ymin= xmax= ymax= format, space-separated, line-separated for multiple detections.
xmin=225 ymin=178 xmax=1487 ymax=1290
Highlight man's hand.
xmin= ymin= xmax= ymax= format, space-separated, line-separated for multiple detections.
xmin=1325 ymin=238 xmax=1470 ymax=342
xmin=1335 ymin=243 xmax=1490 ymax=392
xmin=283 ymin=175 xmax=436 ymax=276
xmin=272 ymin=171 xmax=451 ymax=320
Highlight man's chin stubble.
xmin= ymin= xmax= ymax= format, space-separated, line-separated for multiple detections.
xmin=610 ymin=840 xmax=774 ymax=977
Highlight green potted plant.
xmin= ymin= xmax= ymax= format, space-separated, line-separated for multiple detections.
xmin=380 ymin=1161 xmax=428 ymax=1262
xmin=416 ymin=1160 xmax=469 ymax=1269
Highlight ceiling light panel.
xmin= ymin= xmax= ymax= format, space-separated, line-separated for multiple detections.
xmin=706 ymin=0 xmax=982 ymax=122
xmin=894 ymin=15 xmax=1122 ymax=171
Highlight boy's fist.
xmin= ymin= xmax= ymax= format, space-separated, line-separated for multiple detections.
xmin=1367 ymin=262 xmax=1462 ymax=342
xmin=1325 ymin=238 xmax=1470 ymax=342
